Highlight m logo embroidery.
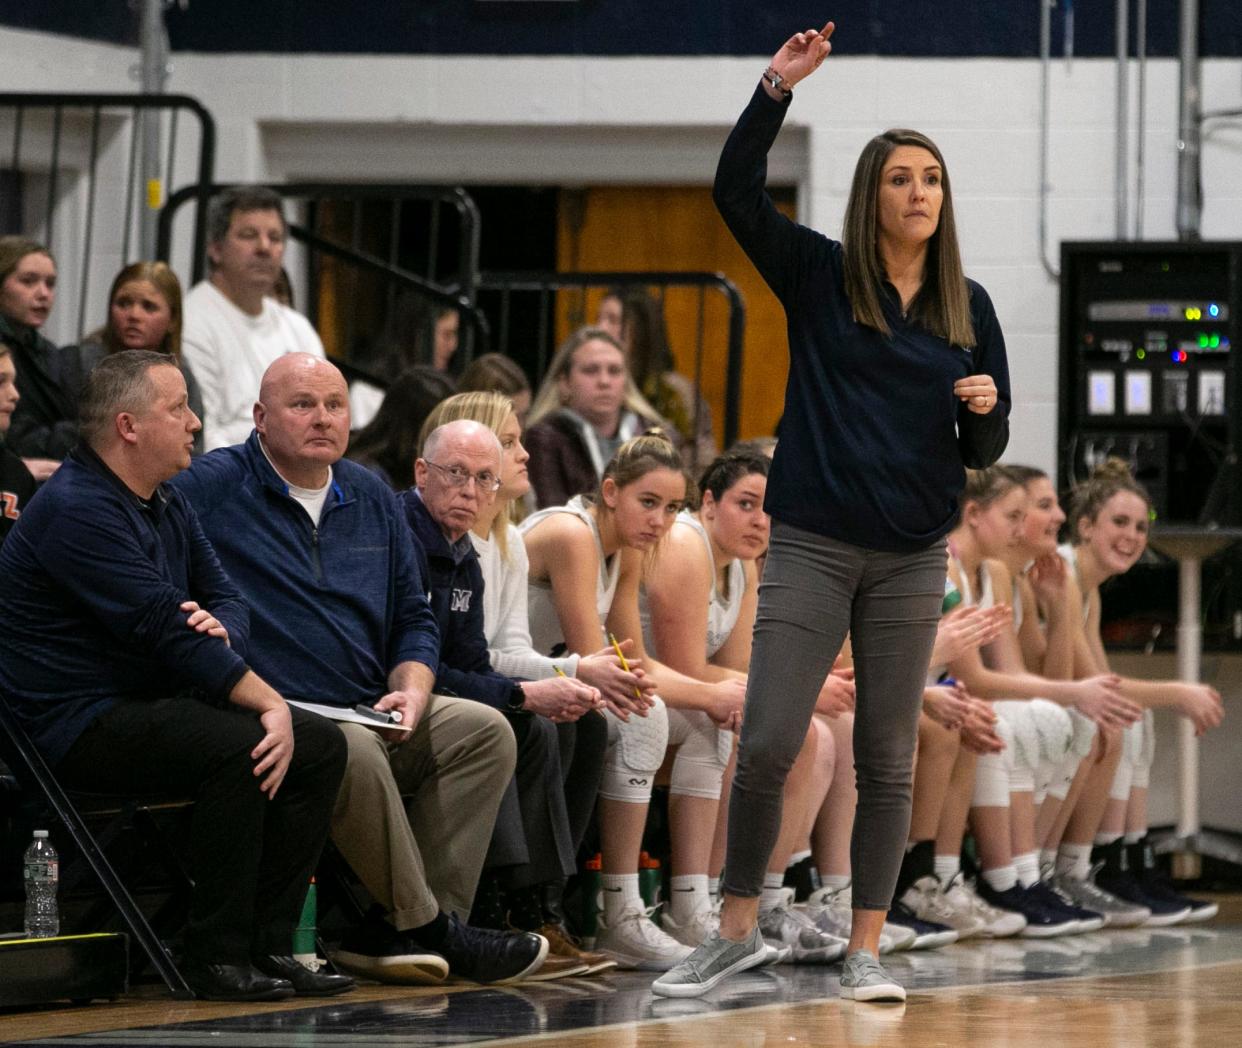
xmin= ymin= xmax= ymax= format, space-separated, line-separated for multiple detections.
xmin=451 ymin=588 xmax=472 ymax=612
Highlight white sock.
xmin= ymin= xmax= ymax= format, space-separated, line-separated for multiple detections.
xmin=1124 ymin=830 xmax=1145 ymax=846
xmin=1056 ymin=843 xmax=1092 ymax=881
xmin=1094 ymin=831 xmax=1122 ymax=847
xmin=982 ymin=865 xmax=1018 ymax=893
xmin=668 ymin=874 xmax=711 ymax=924
xmin=708 ymin=876 xmax=721 ymax=899
xmin=933 ymin=854 xmax=960 ymax=884
xmin=821 ymin=874 xmax=851 ymax=892
xmin=1013 ymin=852 xmax=1041 ymax=888
xmin=759 ymin=872 xmax=786 ymax=914
xmin=787 ymin=849 xmax=812 ymax=867
xmin=600 ymin=873 xmax=642 ymax=923
xmin=1039 ymin=848 xmax=1058 ymax=873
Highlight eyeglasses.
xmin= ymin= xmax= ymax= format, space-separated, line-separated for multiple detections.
xmin=424 ymin=460 xmax=501 ymax=493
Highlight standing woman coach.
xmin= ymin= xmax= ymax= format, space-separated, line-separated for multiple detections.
xmin=653 ymin=20 xmax=1011 ymax=1002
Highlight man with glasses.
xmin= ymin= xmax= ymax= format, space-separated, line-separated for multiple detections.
xmin=170 ymin=354 xmax=552 ymax=986
xmin=402 ymin=420 xmax=603 ymax=960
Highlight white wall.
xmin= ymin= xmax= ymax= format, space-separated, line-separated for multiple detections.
xmin=4 ymin=27 xmax=1242 ymax=477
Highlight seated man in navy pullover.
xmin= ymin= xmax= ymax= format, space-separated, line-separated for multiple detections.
xmin=0 ymin=350 xmax=350 ymax=1002
xmin=401 ymin=419 xmax=607 ymax=970
xmin=170 ymin=354 xmax=547 ymax=987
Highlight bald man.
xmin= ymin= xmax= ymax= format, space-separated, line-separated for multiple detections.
xmin=170 ymin=354 xmax=550 ymax=986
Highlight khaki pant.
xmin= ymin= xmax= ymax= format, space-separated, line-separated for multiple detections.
xmin=331 ymin=694 xmax=515 ymax=930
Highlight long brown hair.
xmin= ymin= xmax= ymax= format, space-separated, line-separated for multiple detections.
xmin=0 ymin=236 xmax=54 ymax=284
xmin=841 ymin=129 xmax=974 ymax=347
xmin=457 ymin=353 xmax=530 ymax=400
xmin=91 ymin=261 xmax=183 ymax=359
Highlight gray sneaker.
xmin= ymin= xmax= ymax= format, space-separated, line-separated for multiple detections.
xmin=651 ymin=927 xmax=768 ymax=998
xmin=839 ymin=949 xmax=906 ymax=1002
xmin=1051 ymin=871 xmax=1151 ymax=928
xmin=759 ymin=888 xmax=847 ymax=964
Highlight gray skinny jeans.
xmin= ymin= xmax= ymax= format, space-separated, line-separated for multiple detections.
xmin=723 ymin=521 xmax=946 ymax=910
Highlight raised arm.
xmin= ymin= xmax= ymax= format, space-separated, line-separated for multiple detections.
xmin=713 ymin=22 xmax=836 ymax=301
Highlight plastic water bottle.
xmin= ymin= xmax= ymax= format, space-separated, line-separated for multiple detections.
xmin=23 ymin=829 xmax=59 ymax=938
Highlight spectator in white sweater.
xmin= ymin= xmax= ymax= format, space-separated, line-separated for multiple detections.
xmin=182 ymin=186 xmax=324 ymax=451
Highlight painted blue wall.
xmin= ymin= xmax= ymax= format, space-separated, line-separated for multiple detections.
xmin=5 ymin=2 xmax=1242 ymax=58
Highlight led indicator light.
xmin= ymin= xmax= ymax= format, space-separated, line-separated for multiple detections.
xmin=1209 ymin=303 xmax=1220 ymax=318
xmin=1136 ymin=349 xmax=1146 ymax=360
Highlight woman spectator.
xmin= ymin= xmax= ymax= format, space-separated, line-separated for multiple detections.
xmin=524 ymin=327 xmax=663 ymax=509
xmin=346 ymin=366 xmax=456 ymax=488
xmin=598 ymin=287 xmax=718 ymax=471
xmin=0 ymin=342 xmax=36 ymax=545
xmin=60 ymin=262 xmax=205 ymax=455
xmin=0 ymin=236 xmax=68 ymax=475
xmin=458 ymin=353 xmax=532 ymax=427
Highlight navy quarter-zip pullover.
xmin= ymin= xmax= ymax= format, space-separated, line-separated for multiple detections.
xmin=714 ymin=84 xmax=1012 ymax=551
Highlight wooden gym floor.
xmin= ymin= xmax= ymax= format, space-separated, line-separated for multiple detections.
xmin=2 ymin=895 xmax=1240 ymax=1048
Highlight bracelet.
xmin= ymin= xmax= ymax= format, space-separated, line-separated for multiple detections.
xmin=762 ymin=66 xmax=792 ymax=96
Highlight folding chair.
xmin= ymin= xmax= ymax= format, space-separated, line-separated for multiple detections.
xmin=0 ymin=697 xmax=193 ymax=998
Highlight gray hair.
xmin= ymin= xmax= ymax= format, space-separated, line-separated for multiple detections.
xmin=207 ymin=184 xmax=287 ymax=246
xmin=79 ymin=350 xmax=178 ymax=448
xmin=422 ymin=418 xmax=502 ymax=467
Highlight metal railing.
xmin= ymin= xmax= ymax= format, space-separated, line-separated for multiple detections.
xmin=156 ymin=183 xmax=748 ymax=446
xmin=0 ymin=93 xmax=215 ymax=345
xmin=478 ymin=270 xmax=746 ymax=450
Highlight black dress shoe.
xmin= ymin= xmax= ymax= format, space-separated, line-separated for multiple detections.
xmin=253 ymin=955 xmax=357 ymax=996
xmin=182 ymin=960 xmax=295 ymax=1001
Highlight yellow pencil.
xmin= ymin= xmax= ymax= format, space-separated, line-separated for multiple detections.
xmin=608 ymin=632 xmax=644 ymax=701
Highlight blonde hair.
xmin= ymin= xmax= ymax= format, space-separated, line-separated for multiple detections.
xmin=596 ymin=429 xmax=686 ymax=567
xmin=961 ymin=466 xmax=1022 ymax=510
xmin=1068 ymin=457 xmax=1151 ymax=545
xmin=420 ymin=390 xmax=518 ymax=559
xmin=527 ymin=326 xmax=663 ymax=429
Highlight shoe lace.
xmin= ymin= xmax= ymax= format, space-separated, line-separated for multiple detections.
xmin=619 ymin=905 xmax=677 ymax=947
xmin=541 ymin=922 xmax=583 ymax=950
xmin=448 ymin=919 xmax=524 ymax=972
